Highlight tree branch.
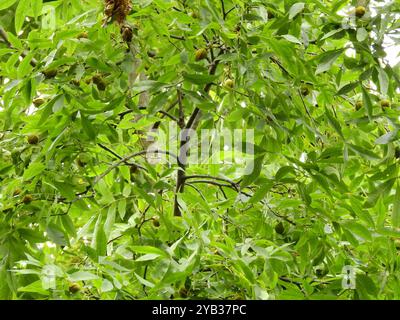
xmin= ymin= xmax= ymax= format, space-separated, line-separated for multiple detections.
xmin=173 ymin=89 xmax=187 ymax=216
xmin=173 ymin=50 xmax=224 ymax=216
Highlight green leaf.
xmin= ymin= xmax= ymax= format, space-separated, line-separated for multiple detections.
xmin=281 ymin=34 xmax=302 ymax=45
xmin=69 ymin=271 xmax=99 ymax=281
xmin=241 ymin=154 xmax=265 ymax=187
xmin=53 ymin=181 xmax=75 ymax=200
xmin=344 ymin=222 xmax=372 ymax=241
xmin=392 ymin=183 xmax=400 ymax=228
xmin=356 ymin=28 xmax=368 ymax=42
xmin=316 ymin=49 xmax=343 ymax=74
xmin=356 ymin=274 xmax=378 ymax=298
xmin=134 ymin=272 xmax=155 ymax=288
xmin=81 ymin=113 xmax=96 ymax=140
xmin=336 ymin=82 xmax=358 ymax=96
xmin=183 ymin=72 xmax=218 ymax=85
xmin=17 ymin=280 xmax=48 ymax=295
xmin=15 ymin=0 xmax=30 ymax=33
xmin=46 ymin=223 xmax=69 ymax=246
xmin=348 ymin=144 xmax=380 ymax=160
xmin=23 ymin=162 xmax=46 ymax=180
xmin=131 ymin=80 xmax=164 ymax=91
xmin=288 ymin=3 xmax=305 ymax=19
xmin=361 ymin=86 xmax=373 ymax=119
xmin=32 ymin=0 xmax=43 ymax=18
xmin=130 ymin=246 xmax=169 ymax=258
xmin=374 ymin=130 xmax=397 ymax=145
xmin=92 ymin=215 xmax=107 ymax=257
xmin=0 ymin=0 xmax=17 ymax=11
xmin=135 ymin=253 xmax=161 ymax=261
xmin=377 ymin=67 xmax=389 ymax=95
xmin=248 ymin=180 xmax=274 ymax=204
xmin=325 ymin=108 xmax=344 ymax=139
xmin=104 ymin=203 xmax=116 ymax=240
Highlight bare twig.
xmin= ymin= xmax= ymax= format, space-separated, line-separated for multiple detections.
xmin=184 ymin=174 xmax=239 ymax=190
xmin=220 ymin=0 xmax=226 ymax=19
xmin=187 ymin=180 xmax=233 ymax=189
xmin=225 ymin=6 xmax=237 ymax=18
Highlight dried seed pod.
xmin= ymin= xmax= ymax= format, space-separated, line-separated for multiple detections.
xmin=104 ymin=2 xmax=114 ymax=17
xmin=121 ymin=25 xmax=133 ymax=43
xmin=43 ymin=69 xmax=57 ymax=79
xmin=92 ymin=74 xmax=107 ymax=91
xmin=103 ymin=0 xmax=132 ymax=25
xmin=22 ymin=194 xmax=33 ymax=204
xmin=13 ymin=188 xmax=22 ymax=196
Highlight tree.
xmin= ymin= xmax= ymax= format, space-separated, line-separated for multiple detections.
xmin=0 ymin=0 xmax=399 ymax=300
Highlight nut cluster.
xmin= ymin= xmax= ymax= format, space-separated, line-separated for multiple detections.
xmin=103 ymin=0 xmax=132 ymax=25
xmin=103 ymin=0 xmax=134 ymax=43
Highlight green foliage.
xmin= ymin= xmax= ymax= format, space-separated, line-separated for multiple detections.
xmin=0 ymin=0 xmax=400 ymax=300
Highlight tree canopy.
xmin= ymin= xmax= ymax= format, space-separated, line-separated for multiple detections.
xmin=0 ymin=0 xmax=400 ymax=300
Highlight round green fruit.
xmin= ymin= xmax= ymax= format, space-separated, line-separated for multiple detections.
xmin=27 ymin=134 xmax=39 ymax=145
xmin=22 ymin=194 xmax=33 ymax=204
xmin=380 ymin=99 xmax=390 ymax=108
xmin=223 ymin=79 xmax=235 ymax=89
xmin=195 ymin=48 xmax=208 ymax=61
xmin=42 ymin=69 xmax=58 ymax=79
xmin=355 ymin=6 xmax=366 ymax=18
xmin=77 ymin=31 xmax=88 ymax=39
xmin=33 ymin=98 xmax=45 ymax=107
xmin=69 ymin=283 xmax=81 ymax=293
xmin=152 ymin=217 xmax=160 ymax=227
xmin=300 ymin=85 xmax=310 ymax=96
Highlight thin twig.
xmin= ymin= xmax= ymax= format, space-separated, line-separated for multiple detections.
xmin=188 ymin=180 xmax=233 ymax=189
xmin=225 ymin=6 xmax=237 ymax=18
xmin=94 ymin=150 xmax=177 ymax=185
xmin=186 ymin=183 xmax=207 ymax=202
xmin=220 ymin=0 xmax=226 ymax=19
xmin=184 ymin=174 xmax=238 ymax=190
